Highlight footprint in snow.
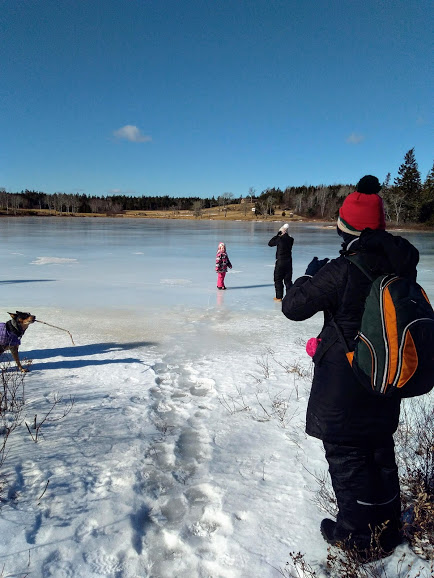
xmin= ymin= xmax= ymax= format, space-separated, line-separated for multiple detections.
xmin=41 ymin=551 xmax=75 ymax=577
xmin=83 ymin=549 xmax=124 ymax=575
xmin=190 ymin=376 xmax=215 ymax=397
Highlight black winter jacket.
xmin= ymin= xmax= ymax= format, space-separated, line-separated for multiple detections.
xmin=268 ymin=233 xmax=294 ymax=261
xmin=282 ymin=230 xmax=419 ymax=447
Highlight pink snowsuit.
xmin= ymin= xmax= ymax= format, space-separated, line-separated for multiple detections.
xmin=215 ymin=242 xmax=232 ymax=289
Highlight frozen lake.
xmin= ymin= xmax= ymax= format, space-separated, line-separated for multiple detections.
xmin=1 ymin=217 xmax=433 ymax=314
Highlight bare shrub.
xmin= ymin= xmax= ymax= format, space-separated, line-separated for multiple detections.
xmin=265 ymin=347 xmax=311 ymax=400
xmin=256 ymin=353 xmax=271 ymax=379
xmin=25 ymin=394 xmax=75 ymax=443
xmin=302 ymin=465 xmax=337 ymax=518
xmin=278 ymin=549 xmax=432 ymax=578
xmin=395 ymin=397 xmax=434 ymax=560
xmin=327 ymin=543 xmax=433 ymax=578
xmin=274 ymin=551 xmax=318 ymax=576
xmin=253 ymin=388 xmax=299 ymax=428
xmin=218 ymin=385 xmax=251 ymax=415
xmin=219 ymin=348 xmax=309 ymax=426
xmin=266 ymin=347 xmax=310 ymax=379
xmin=0 ymin=361 xmax=29 ymax=492
xmin=0 ymin=360 xmax=28 ymax=413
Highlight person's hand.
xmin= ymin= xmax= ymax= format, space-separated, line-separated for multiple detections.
xmin=305 ymin=257 xmax=329 ymax=276
xmin=277 ymin=231 xmax=282 ymax=236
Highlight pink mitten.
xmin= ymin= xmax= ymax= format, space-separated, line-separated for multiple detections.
xmin=306 ymin=337 xmax=321 ymax=358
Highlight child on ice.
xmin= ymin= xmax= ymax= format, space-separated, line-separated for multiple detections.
xmin=215 ymin=242 xmax=232 ymax=290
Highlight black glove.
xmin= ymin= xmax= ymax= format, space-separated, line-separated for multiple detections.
xmin=305 ymin=257 xmax=329 ymax=276
xmin=277 ymin=231 xmax=282 ymax=236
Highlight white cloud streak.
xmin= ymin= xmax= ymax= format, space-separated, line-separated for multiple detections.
xmin=346 ymin=132 xmax=365 ymax=144
xmin=113 ymin=125 xmax=152 ymax=143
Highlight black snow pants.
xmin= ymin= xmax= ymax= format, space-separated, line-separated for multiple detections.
xmin=274 ymin=259 xmax=293 ymax=299
xmin=323 ymin=442 xmax=402 ymax=552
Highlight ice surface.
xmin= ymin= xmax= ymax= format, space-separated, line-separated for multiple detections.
xmin=0 ymin=217 xmax=432 ymax=577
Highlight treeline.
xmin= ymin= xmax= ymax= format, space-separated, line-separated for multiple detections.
xmin=0 ymin=190 xmax=211 ymax=215
xmin=254 ymin=149 xmax=434 ymax=225
xmin=1 ymin=148 xmax=433 ymax=224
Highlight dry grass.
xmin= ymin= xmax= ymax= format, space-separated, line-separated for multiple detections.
xmin=0 ymin=203 xmax=308 ymax=222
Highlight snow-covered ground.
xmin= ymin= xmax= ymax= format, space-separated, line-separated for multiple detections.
xmin=0 ymin=218 xmax=432 ymax=577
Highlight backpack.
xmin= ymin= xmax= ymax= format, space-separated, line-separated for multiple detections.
xmin=335 ymin=254 xmax=434 ymax=398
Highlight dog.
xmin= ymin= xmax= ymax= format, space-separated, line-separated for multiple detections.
xmin=0 ymin=311 xmax=36 ymax=372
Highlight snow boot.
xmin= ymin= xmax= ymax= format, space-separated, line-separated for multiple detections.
xmin=320 ymin=518 xmax=338 ymax=545
xmin=320 ymin=518 xmax=400 ymax=562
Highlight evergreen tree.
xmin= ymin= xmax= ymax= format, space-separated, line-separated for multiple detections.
xmin=422 ymin=162 xmax=434 ymax=201
xmin=419 ymin=161 xmax=434 ymax=224
xmin=394 ymin=148 xmax=422 ymax=221
xmin=382 ymin=172 xmax=391 ymax=189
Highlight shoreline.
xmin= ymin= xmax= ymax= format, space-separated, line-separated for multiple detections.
xmin=0 ymin=208 xmax=432 ymax=232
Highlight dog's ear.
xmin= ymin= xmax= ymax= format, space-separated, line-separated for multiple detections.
xmin=16 ymin=311 xmax=33 ymax=320
xmin=8 ymin=312 xmax=17 ymax=319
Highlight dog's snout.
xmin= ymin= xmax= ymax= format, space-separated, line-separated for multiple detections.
xmin=23 ymin=315 xmax=36 ymax=324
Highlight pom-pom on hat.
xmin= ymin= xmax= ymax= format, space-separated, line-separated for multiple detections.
xmin=355 ymin=175 xmax=382 ymax=195
xmin=337 ymin=175 xmax=386 ymax=236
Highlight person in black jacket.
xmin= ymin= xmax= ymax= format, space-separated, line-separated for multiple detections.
xmin=282 ymin=176 xmax=420 ymax=559
xmin=268 ymin=223 xmax=294 ymax=301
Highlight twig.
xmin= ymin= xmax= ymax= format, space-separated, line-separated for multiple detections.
xmin=35 ymin=320 xmax=75 ymax=345
xmin=38 ymin=479 xmax=49 ymax=501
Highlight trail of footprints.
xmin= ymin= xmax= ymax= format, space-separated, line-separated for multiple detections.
xmin=134 ymin=359 xmax=235 ymax=577
xmin=12 ymin=358 xmax=235 ymax=577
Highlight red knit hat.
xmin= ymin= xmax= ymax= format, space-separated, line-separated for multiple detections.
xmin=337 ymin=176 xmax=386 ymax=235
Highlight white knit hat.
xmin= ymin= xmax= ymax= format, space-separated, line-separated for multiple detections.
xmin=279 ymin=223 xmax=289 ymax=234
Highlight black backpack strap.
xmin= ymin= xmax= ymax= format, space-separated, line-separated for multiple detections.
xmin=330 ymin=318 xmax=350 ymax=354
xmin=330 ymin=254 xmax=374 ymax=356
xmin=345 ymin=253 xmax=376 ymax=282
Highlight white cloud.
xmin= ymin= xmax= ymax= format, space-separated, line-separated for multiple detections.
xmin=346 ymin=132 xmax=365 ymax=144
xmin=113 ymin=125 xmax=152 ymax=143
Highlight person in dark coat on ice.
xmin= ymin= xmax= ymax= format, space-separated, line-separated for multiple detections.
xmin=268 ymin=223 xmax=294 ymax=301
xmin=282 ymin=175 xmax=420 ymax=559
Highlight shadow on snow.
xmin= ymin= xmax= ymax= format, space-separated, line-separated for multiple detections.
xmin=29 ymin=357 xmax=146 ymax=370
xmin=224 ymin=283 xmax=274 ymax=290
xmin=0 ymin=279 xmax=56 ymax=284
xmin=26 ymin=341 xmax=157 ymax=360
xmin=1 ymin=341 xmax=157 ymax=370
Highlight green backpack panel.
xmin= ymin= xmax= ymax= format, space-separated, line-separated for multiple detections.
xmin=339 ymin=255 xmax=434 ymax=398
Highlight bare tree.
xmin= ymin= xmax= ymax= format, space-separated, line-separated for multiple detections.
xmin=316 ymin=187 xmax=329 ymax=217
xmin=389 ymin=191 xmax=407 ymax=224
xmin=88 ymin=197 xmax=102 ymax=213
xmin=0 ymin=188 xmax=9 ymax=213
xmin=10 ymin=194 xmax=21 ymax=215
xmin=265 ymin=195 xmax=276 ymax=216
xmin=248 ymin=187 xmax=256 ymax=205
xmin=294 ymin=193 xmax=303 ymax=214
xmin=192 ymin=199 xmax=203 ymax=218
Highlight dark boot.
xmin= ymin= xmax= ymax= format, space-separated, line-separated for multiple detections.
xmin=320 ymin=518 xmax=338 ymax=545
xmin=320 ymin=517 xmax=401 ymax=562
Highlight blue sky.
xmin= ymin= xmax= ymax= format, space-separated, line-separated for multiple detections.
xmin=1 ymin=0 xmax=432 ymax=198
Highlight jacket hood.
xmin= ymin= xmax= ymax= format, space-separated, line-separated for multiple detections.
xmin=344 ymin=229 xmax=419 ymax=278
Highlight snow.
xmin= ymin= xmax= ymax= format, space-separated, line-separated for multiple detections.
xmin=0 ymin=218 xmax=432 ymax=577
xmin=31 ymin=257 xmax=79 ymax=266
